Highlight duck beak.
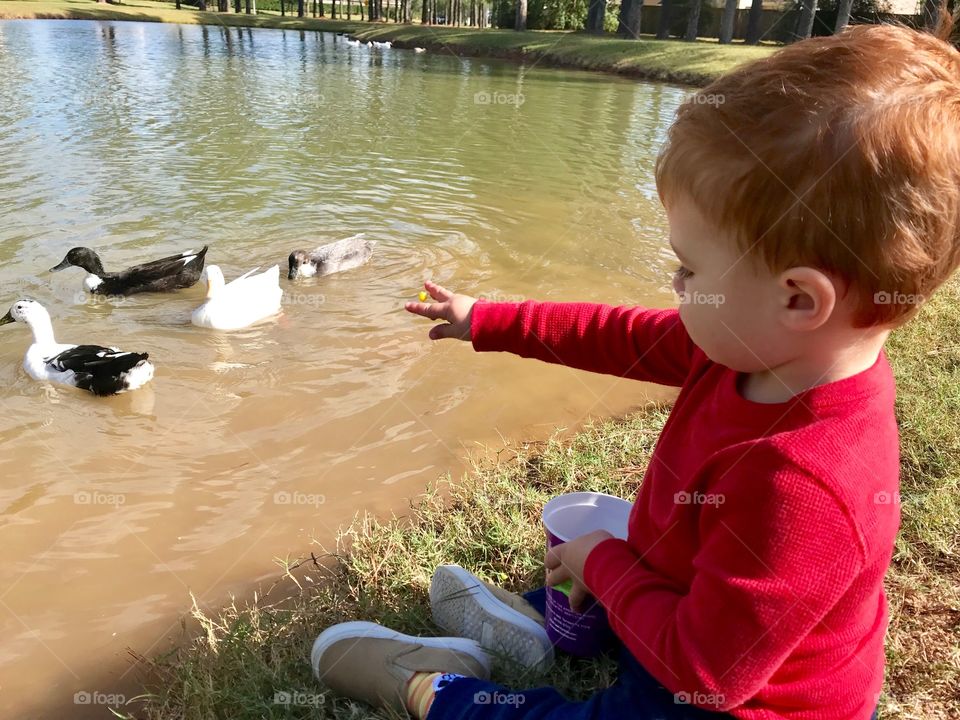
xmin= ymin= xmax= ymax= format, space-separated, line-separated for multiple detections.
xmin=0 ymin=310 xmax=14 ymax=326
xmin=50 ymin=258 xmax=71 ymax=272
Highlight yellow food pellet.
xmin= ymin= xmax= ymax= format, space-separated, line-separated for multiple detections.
xmin=418 ymin=291 xmax=429 ymax=302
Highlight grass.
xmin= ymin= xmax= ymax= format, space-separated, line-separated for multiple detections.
xmin=0 ymin=0 xmax=777 ymax=85
xmin=128 ymin=277 xmax=960 ymax=720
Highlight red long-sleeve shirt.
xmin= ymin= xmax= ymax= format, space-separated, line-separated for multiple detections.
xmin=471 ymin=300 xmax=900 ymax=720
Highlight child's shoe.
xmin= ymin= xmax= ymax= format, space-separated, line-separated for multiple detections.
xmin=312 ymin=620 xmax=491 ymax=712
xmin=430 ymin=564 xmax=554 ymax=672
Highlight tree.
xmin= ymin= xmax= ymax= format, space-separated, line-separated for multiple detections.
xmin=833 ymin=0 xmax=853 ymax=30
xmin=745 ymin=0 xmax=763 ymax=44
xmin=515 ymin=0 xmax=527 ymax=29
xmin=656 ymin=0 xmax=672 ymax=39
xmin=585 ymin=0 xmax=605 ymax=32
xmin=297 ymin=0 xmax=304 ymax=16
xmin=422 ymin=0 xmax=430 ymax=22
xmin=684 ymin=0 xmax=702 ymax=40
xmin=718 ymin=0 xmax=738 ymax=43
xmin=796 ymin=0 xmax=818 ymax=40
xmin=198 ymin=0 xmax=207 ymax=9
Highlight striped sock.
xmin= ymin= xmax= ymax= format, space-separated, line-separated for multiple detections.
xmin=405 ymin=671 xmax=464 ymax=718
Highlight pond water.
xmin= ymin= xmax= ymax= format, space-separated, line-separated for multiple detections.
xmin=0 ymin=18 xmax=689 ymax=718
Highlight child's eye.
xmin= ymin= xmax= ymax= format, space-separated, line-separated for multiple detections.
xmin=674 ymin=265 xmax=694 ymax=280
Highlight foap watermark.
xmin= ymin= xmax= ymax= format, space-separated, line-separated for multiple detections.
xmin=674 ymin=690 xmax=726 ymax=707
xmin=478 ymin=290 xmax=526 ymax=304
xmin=273 ymin=690 xmax=326 ymax=706
xmin=689 ymin=92 xmax=725 ymax=106
xmin=677 ymin=290 xmax=725 ymax=307
xmin=74 ymin=691 xmax=126 ymax=706
xmin=474 ymin=690 xmax=526 ymax=707
xmin=873 ymin=290 xmax=924 ymax=306
xmin=74 ymin=490 xmax=125 ymax=508
xmin=474 ymin=90 xmax=525 ymax=107
xmin=275 ymin=90 xmax=325 ymax=109
xmin=674 ymin=490 xmax=725 ymax=507
xmin=282 ymin=291 xmax=326 ymax=308
xmin=74 ymin=290 xmax=128 ymax=306
xmin=873 ymin=491 xmax=901 ymax=505
xmin=273 ymin=491 xmax=326 ymax=507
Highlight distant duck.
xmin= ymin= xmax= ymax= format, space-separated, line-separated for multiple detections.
xmin=191 ymin=265 xmax=283 ymax=330
xmin=414 ymin=47 xmax=427 ymax=53
xmin=0 ymin=299 xmax=154 ymax=396
xmin=288 ymin=233 xmax=374 ymax=280
xmin=50 ymin=246 xmax=208 ymax=296
xmin=347 ymin=38 xmax=361 ymax=46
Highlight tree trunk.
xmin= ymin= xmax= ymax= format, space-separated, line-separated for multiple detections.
xmin=297 ymin=0 xmax=304 ymax=16
xmin=251 ymin=0 xmax=256 ymax=13
xmin=684 ymin=0 xmax=701 ymax=40
xmin=834 ymin=0 xmax=852 ymax=31
xmin=586 ymin=0 xmax=605 ymax=33
xmin=422 ymin=0 xmax=429 ymax=23
xmin=923 ymin=0 xmax=940 ymax=29
xmin=280 ymin=0 xmax=285 ymax=14
xmin=245 ymin=0 xmax=250 ymax=13
xmin=515 ymin=0 xmax=526 ymax=30
xmin=176 ymin=0 xmax=181 ymax=8
xmin=745 ymin=0 xmax=763 ymax=43
xmin=718 ymin=0 xmax=738 ymax=43
xmin=655 ymin=0 xmax=672 ymax=39
xmin=233 ymin=0 xmax=240 ymax=11
xmin=198 ymin=0 xmax=207 ymax=10
xmin=796 ymin=0 xmax=817 ymax=40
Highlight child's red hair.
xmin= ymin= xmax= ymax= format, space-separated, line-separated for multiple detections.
xmin=656 ymin=17 xmax=960 ymax=326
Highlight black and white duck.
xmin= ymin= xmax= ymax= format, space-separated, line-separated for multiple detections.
xmin=0 ymin=299 xmax=155 ymax=396
xmin=50 ymin=246 xmax=208 ymax=296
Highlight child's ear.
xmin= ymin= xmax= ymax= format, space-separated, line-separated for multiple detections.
xmin=776 ymin=267 xmax=836 ymax=331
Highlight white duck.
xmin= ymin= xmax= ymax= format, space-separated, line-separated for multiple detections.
xmin=191 ymin=265 xmax=283 ymax=330
xmin=0 ymin=299 xmax=154 ymax=396
xmin=413 ymin=47 xmax=426 ymax=53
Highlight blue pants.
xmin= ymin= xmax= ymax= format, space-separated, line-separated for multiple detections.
xmin=427 ymin=589 xmax=880 ymax=720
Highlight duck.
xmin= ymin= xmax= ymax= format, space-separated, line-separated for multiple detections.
xmin=191 ymin=265 xmax=283 ymax=330
xmin=288 ymin=233 xmax=374 ymax=280
xmin=414 ymin=47 xmax=427 ymax=53
xmin=0 ymin=299 xmax=155 ymax=396
xmin=346 ymin=38 xmax=361 ymax=46
xmin=50 ymin=245 xmax=208 ymax=296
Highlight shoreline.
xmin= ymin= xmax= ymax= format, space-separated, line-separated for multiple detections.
xmin=0 ymin=0 xmax=777 ymax=86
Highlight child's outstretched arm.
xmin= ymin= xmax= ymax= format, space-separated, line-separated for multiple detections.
xmin=405 ymin=281 xmax=698 ymax=387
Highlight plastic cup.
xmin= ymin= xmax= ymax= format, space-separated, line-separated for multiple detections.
xmin=542 ymin=491 xmax=632 ymax=657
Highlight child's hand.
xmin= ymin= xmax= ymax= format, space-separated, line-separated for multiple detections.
xmin=404 ymin=281 xmax=478 ymax=341
xmin=545 ymin=529 xmax=613 ymax=612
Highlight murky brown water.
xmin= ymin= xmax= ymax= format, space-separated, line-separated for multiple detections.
xmin=0 ymin=18 xmax=688 ymax=717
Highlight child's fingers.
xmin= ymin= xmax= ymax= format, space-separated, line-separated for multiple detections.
xmin=545 ymin=545 xmax=562 ymax=571
xmin=424 ymin=280 xmax=454 ymax=302
xmin=405 ymin=301 xmax=449 ymax=321
xmin=568 ymin=583 xmax=588 ymax=614
xmin=428 ymin=323 xmax=462 ymax=341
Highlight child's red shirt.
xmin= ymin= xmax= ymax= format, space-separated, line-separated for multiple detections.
xmin=471 ymin=301 xmax=900 ymax=720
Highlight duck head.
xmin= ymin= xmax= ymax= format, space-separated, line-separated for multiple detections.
xmin=288 ymin=250 xmax=319 ymax=280
xmin=200 ymin=265 xmax=226 ymax=299
xmin=0 ymin=299 xmax=51 ymax=328
xmin=50 ymin=247 xmax=106 ymax=275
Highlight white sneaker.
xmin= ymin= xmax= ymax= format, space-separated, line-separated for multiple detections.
xmin=430 ymin=565 xmax=554 ymax=673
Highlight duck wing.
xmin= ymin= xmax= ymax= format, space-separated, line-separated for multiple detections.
xmin=114 ymin=246 xmax=208 ymax=287
xmin=45 ymin=345 xmax=150 ymax=396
